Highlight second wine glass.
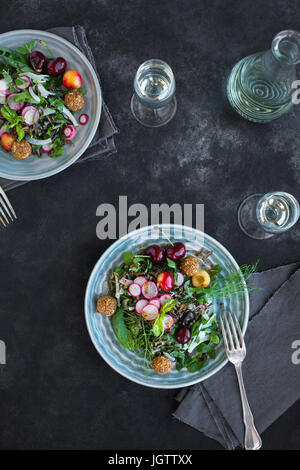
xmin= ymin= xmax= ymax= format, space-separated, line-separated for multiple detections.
xmin=131 ymin=59 xmax=177 ymax=127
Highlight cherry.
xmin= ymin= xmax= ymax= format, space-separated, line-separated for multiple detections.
xmin=146 ymin=244 xmax=165 ymax=264
xmin=28 ymin=51 xmax=46 ymax=73
xmin=176 ymin=327 xmax=191 ymax=344
xmin=47 ymin=57 xmax=67 ymax=76
xmin=157 ymin=272 xmax=173 ymax=291
xmin=166 ymin=242 xmax=186 ymax=261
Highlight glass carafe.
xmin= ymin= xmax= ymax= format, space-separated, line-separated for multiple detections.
xmin=227 ymin=30 xmax=300 ymax=123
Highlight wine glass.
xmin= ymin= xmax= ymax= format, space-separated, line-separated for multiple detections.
xmin=131 ymin=59 xmax=177 ymax=127
xmin=238 ymin=192 xmax=300 ymax=239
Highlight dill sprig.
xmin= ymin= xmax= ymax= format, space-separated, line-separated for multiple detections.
xmin=191 ymin=261 xmax=260 ymax=299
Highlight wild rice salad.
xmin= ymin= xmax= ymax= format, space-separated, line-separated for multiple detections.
xmin=0 ymin=40 xmax=89 ymax=160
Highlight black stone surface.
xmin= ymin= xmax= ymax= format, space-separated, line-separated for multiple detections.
xmin=0 ymin=0 xmax=299 ymax=450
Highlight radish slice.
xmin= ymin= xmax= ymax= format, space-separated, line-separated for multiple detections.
xmin=63 ymin=125 xmax=76 ymax=140
xmin=163 ymin=314 xmax=175 ymax=330
xmin=0 ymin=95 xmax=5 ymax=104
xmin=62 ymin=105 xmax=78 ymax=127
xmin=160 ymin=294 xmax=173 ymax=306
xmin=29 ymin=86 xmax=40 ymax=103
xmin=135 ymin=299 xmax=148 ymax=315
xmin=37 ymin=83 xmax=56 ymax=98
xmin=0 ymin=79 xmax=9 ymax=96
xmin=26 ymin=136 xmax=52 ymax=146
xmin=134 ymin=276 xmax=148 ymax=286
xmin=15 ymin=74 xmax=31 ymax=90
xmin=41 ymin=144 xmax=53 ymax=153
xmin=7 ymin=93 xmax=24 ymax=111
xmin=142 ymin=281 xmax=158 ymax=300
xmin=79 ymin=113 xmax=89 ymax=125
xmin=142 ymin=303 xmax=159 ymax=321
xmin=21 ymin=106 xmax=40 ymax=125
xmin=174 ymin=272 xmax=185 ymax=287
xmin=149 ymin=298 xmax=161 ymax=309
xmin=128 ymin=283 xmax=142 ymax=297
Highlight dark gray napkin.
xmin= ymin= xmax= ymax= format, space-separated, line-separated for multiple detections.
xmin=174 ymin=262 xmax=300 ymax=449
xmin=0 ymin=25 xmax=118 ymax=191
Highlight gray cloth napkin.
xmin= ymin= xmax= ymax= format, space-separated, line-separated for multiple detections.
xmin=0 ymin=25 xmax=118 ymax=191
xmin=174 ymin=262 xmax=300 ymax=449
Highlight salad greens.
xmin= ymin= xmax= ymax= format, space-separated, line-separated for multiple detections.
xmin=107 ymin=243 xmax=258 ymax=375
xmin=0 ymin=40 xmax=84 ymax=158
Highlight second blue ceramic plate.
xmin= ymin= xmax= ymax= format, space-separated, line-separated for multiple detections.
xmin=85 ymin=225 xmax=249 ymax=389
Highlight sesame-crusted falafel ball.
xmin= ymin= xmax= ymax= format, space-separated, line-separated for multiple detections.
xmin=152 ymin=355 xmax=173 ymax=375
xmin=11 ymin=139 xmax=32 ymax=160
xmin=180 ymin=256 xmax=200 ymax=277
xmin=96 ymin=295 xmax=117 ymax=317
xmin=64 ymin=90 xmax=85 ymax=111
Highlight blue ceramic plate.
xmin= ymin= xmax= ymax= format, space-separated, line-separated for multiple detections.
xmin=0 ymin=30 xmax=102 ymax=180
xmin=85 ymin=225 xmax=249 ymax=389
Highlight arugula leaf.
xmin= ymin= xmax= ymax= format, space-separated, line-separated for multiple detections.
xmin=15 ymin=124 xmax=25 ymax=141
xmin=153 ymin=299 xmax=177 ymax=337
xmin=1 ymin=104 xmax=24 ymax=126
xmin=185 ymin=355 xmax=207 ymax=373
xmin=166 ymin=257 xmax=177 ymax=270
xmin=123 ymin=251 xmax=134 ymax=265
xmin=14 ymin=90 xmax=37 ymax=104
xmin=49 ymin=136 xmax=64 ymax=158
xmin=111 ymin=307 xmax=138 ymax=351
xmin=15 ymin=41 xmax=37 ymax=56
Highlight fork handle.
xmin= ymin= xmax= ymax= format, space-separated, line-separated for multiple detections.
xmin=234 ymin=363 xmax=262 ymax=450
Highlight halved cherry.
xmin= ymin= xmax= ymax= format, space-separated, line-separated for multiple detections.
xmin=62 ymin=70 xmax=82 ymax=89
xmin=157 ymin=272 xmax=174 ymax=292
xmin=1 ymin=132 xmax=15 ymax=151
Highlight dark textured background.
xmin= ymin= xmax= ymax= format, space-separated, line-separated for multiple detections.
xmin=0 ymin=0 xmax=299 ymax=450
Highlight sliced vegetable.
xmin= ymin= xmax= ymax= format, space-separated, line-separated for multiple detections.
xmin=62 ymin=105 xmax=78 ymax=127
xmin=149 ymin=298 xmax=161 ymax=309
xmin=134 ymin=276 xmax=148 ymax=286
xmin=21 ymin=105 xmax=40 ymax=125
xmin=37 ymin=83 xmax=56 ymax=98
xmin=26 ymin=136 xmax=52 ymax=146
xmin=41 ymin=144 xmax=53 ymax=153
xmin=142 ymin=303 xmax=159 ymax=321
xmin=142 ymin=281 xmax=158 ymax=300
xmin=135 ymin=299 xmax=148 ymax=315
xmin=0 ymin=79 xmax=9 ymax=96
xmin=79 ymin=113 xmax=89 ymax=125
xmin=63 ymin=124 xmax=77 ymax=140
xmin=7 ymin=93 xmax=24 ymax=111
xmin=128 ymin=283 xmax=142 ymax=297
xmin=28 ymin=86 xmax=40 ymax=103
xmin=15 ymin=74 xmax=31 ymax=90
xmin=174 ymin=271 xmax=185 ymax=287
xmin=162 ymin=314 xmax=175 ymax=330
xmin=25 ymin=72 xmax=49 ymax=83
xmin=159 ymin=294 xmax=172 ymax=306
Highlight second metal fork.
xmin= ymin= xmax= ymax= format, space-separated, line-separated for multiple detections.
xmin=220 ymin=312 xmax=262 ymax=450
xmin=0 ymin=186 xmax=17 ymax=227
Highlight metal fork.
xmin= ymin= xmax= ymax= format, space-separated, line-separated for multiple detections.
xmin=220 ymin=312 xmax=262 ymax=450
xmin=0 ymin=186 xmax=17 ymax=227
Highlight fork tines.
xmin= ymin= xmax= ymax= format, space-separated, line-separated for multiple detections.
xmin=0 ymin=186 xmax=17 ymax=227
xmin=220 ymin=312 xmax=245 ymax=351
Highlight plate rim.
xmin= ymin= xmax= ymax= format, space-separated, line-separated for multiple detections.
xmin=84 ymin=224 xmax=250 ymax=389
xmin=0 ymin=29 xmax=102 ymax=181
